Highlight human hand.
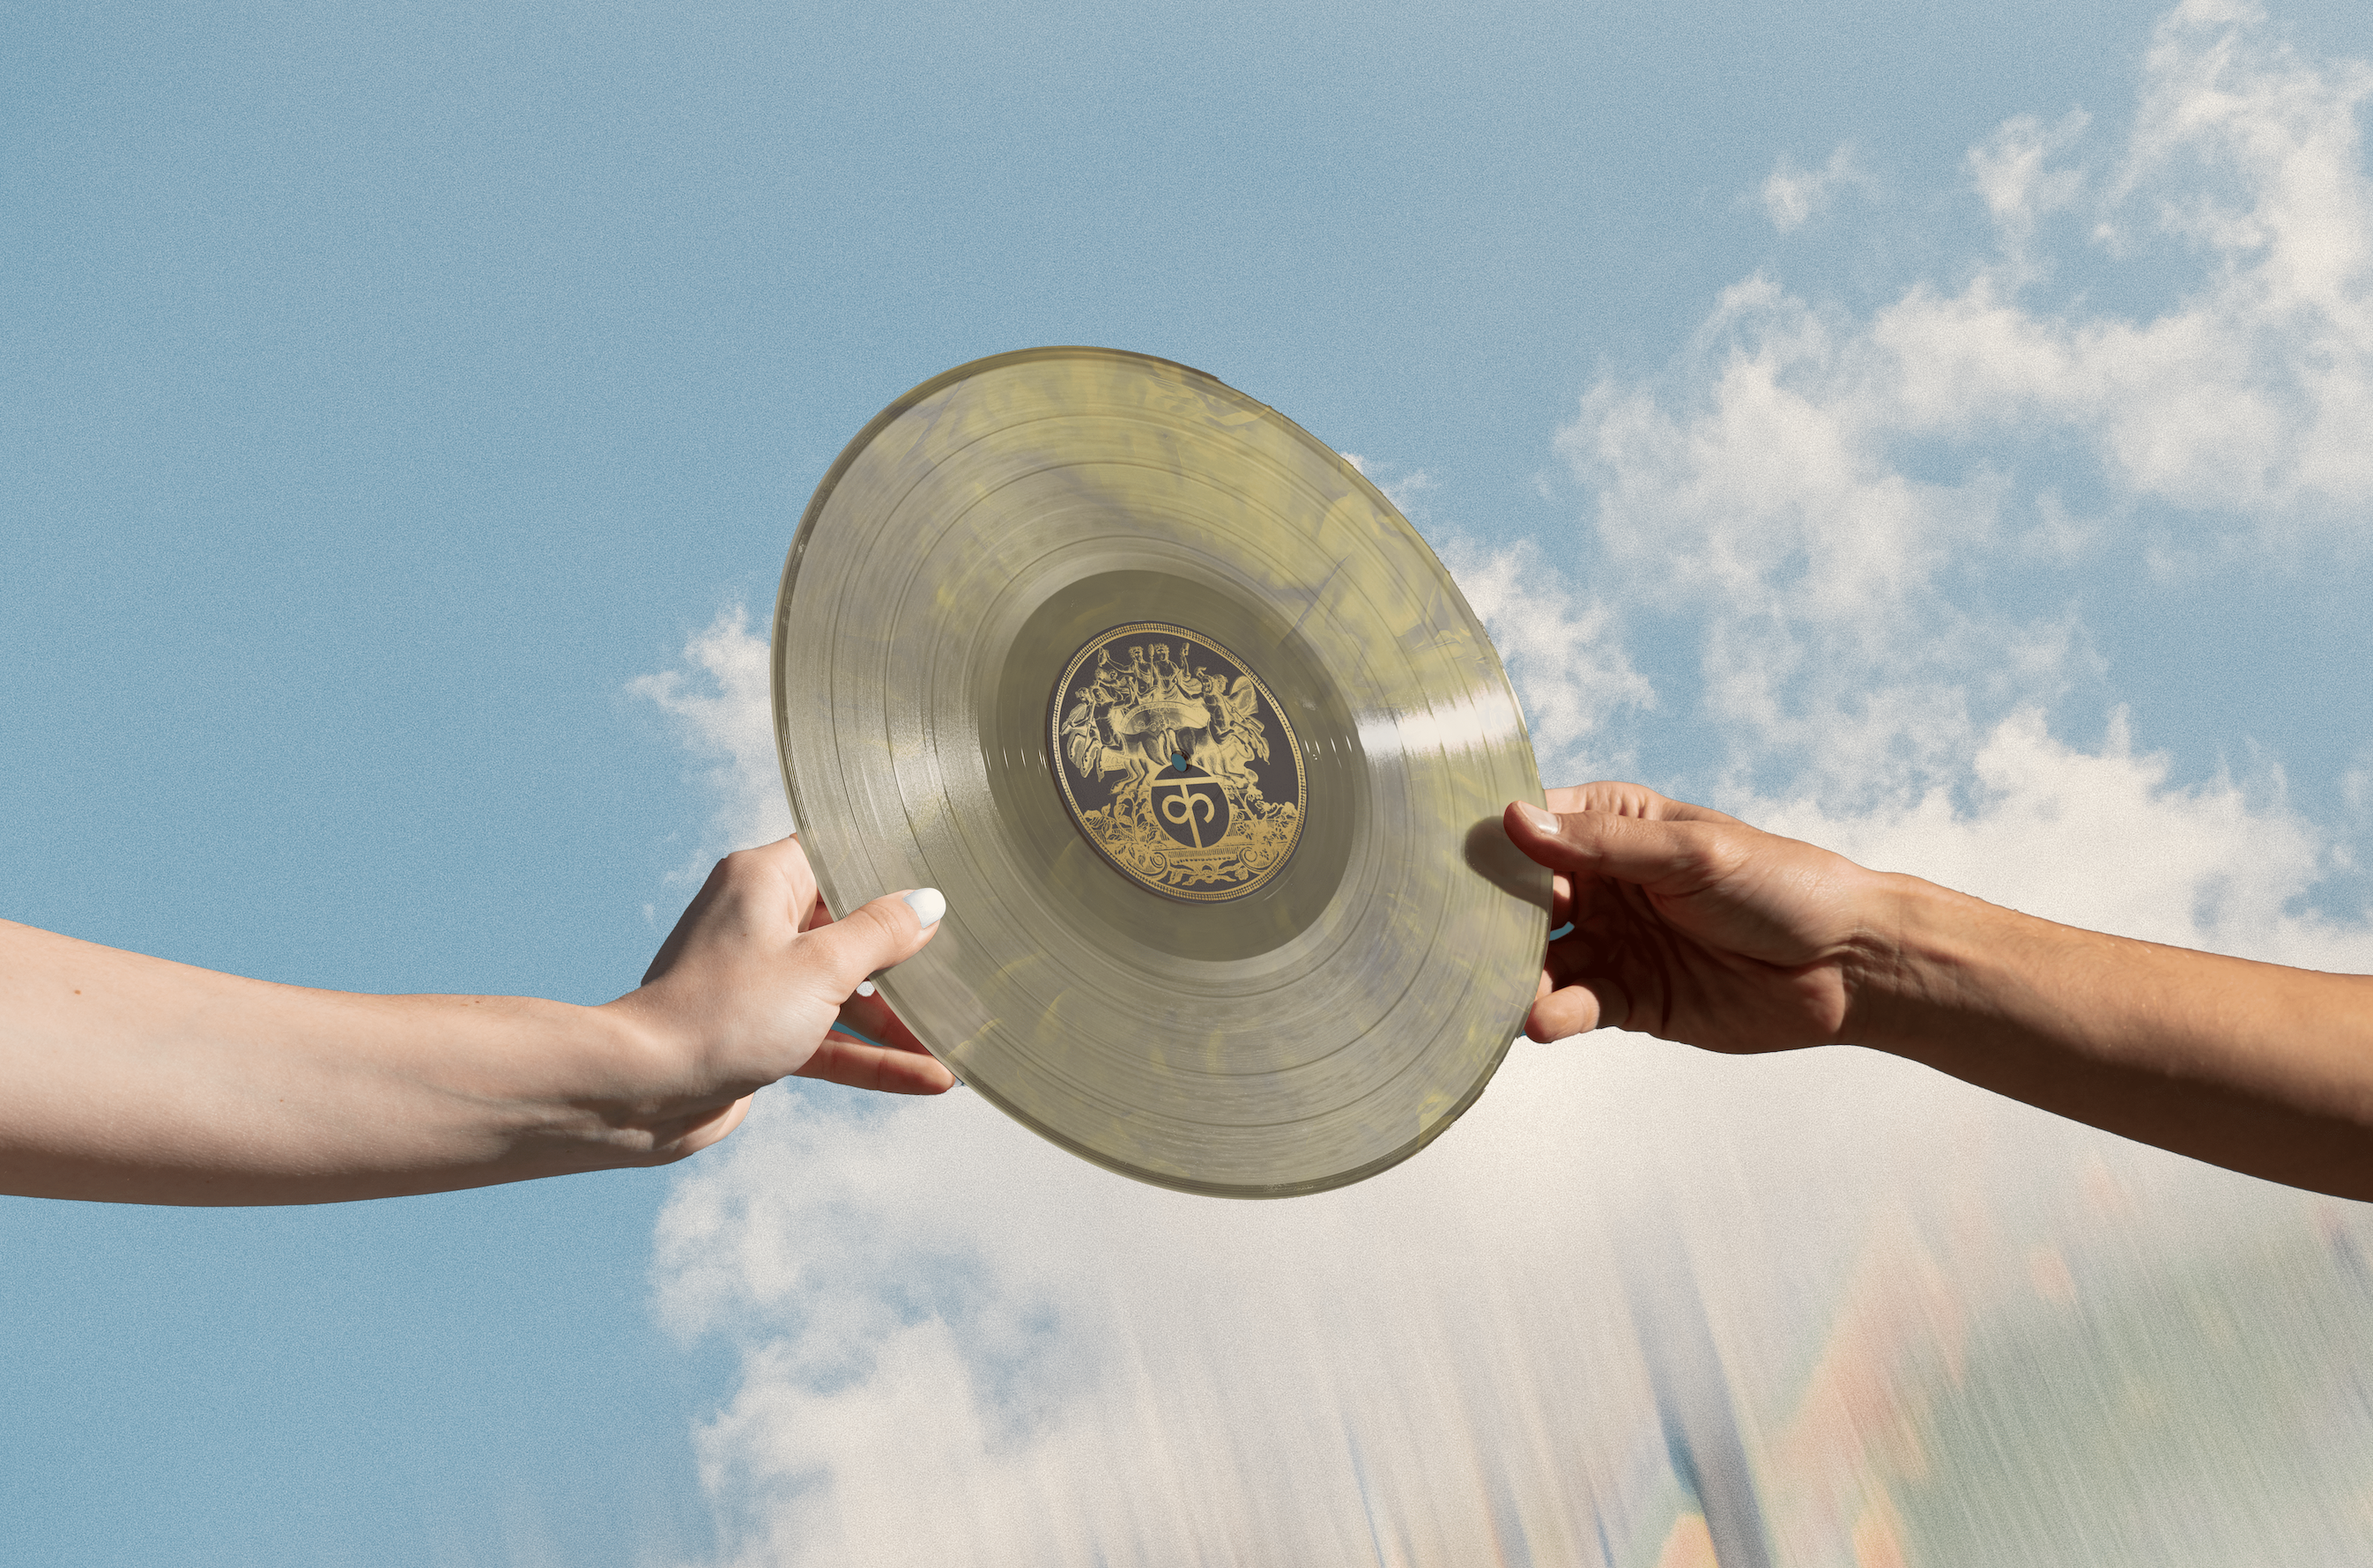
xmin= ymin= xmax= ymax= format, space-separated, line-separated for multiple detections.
xmin=1502 ymin=784 xmax=1889 ymax=1053
xmin=603 ymin=836 xmax=950 ymax=1160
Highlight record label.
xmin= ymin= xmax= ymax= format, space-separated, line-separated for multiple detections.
xmin=1049 ymin=622 xmax=1305 ymax=902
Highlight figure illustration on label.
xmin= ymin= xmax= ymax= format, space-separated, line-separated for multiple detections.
xmin=1049 ymin=623 xmax=1305 ymax=901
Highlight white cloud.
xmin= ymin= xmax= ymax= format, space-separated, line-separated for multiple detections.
xmin=1358 ymin=453 xmax=1654 ymax=780
xmin=1850 ymin=0 xmax=2373 ymax=518
xmin=1442 ymin=537 xmax=1654 ymax=780
xmin=1561 ymin=0 xmax=2373 ymax=805
xmin=1341 ymin=450 xmax=1439 ymax=519
xmin=1560 ymin=274 xmax=2054 ymax=802
xmin=1967 ymin=111 xmax=2090 ymax=263
xmin=649 ymin=6 xmax=2373 ymax=1564
xmin=1760 ymin=143 xmax=1872 ymax=233
xmin=1755 ymin=706 xmax=2373 ymax=973
xmin=628 ymin=605 xmax=793 ymax=878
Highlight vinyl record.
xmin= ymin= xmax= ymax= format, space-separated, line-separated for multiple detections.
xmin=774 ymin=347 xmax=1549 ymax=1197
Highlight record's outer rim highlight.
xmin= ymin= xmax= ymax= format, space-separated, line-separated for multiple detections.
xmin=773 ymin=345 xmax=1549 ymax=1198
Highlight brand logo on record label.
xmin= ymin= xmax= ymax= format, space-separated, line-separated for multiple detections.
xmin=1049 ymin=623 xmax=1304 ymax=901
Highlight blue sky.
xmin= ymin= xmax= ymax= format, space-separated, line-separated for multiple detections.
xmin=8 ymin=1 xmax=2373 ymax=1563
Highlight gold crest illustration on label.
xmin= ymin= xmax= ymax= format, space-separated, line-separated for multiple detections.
xmin=1049 ymin=623 xmax=1306 ymax=902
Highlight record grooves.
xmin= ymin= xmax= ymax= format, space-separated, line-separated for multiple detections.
xmin=774 ymin=347 xmax=1549 ymax=1196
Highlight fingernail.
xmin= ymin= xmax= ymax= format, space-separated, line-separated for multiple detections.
xmin=1516 ymin=803 xmax=1558 ymax=834
xmin=855 ymin=980 xmax=876 ymax=997
xmin=901 ymin=887 xmax=947 ymax=927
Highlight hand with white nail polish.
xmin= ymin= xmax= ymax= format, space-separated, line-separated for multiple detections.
xmin=611 ymin=839 xmax=953 ymax=1163
xmin=0 ymin=834 xmax=949 ymax=1203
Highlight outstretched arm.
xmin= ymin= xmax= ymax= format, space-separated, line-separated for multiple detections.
xmin=0 ymin=838 xmax=948 ymax=1205
xmin=1505 ymin=786 xmax=2373 ymax=1202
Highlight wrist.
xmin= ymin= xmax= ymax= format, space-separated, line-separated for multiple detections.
xmin=425 ymin=993 xmax=694 ymax=1181
xmin=1835 ymin=870 xmax=2005 ymax=1059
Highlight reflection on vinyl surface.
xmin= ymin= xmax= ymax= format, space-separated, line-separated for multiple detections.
xmin=773 ymin=347 xmax=1548 ymax=1195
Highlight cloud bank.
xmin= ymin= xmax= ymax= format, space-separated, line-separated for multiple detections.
xmin=638 ymin=6 xmax=2373 ymax=1563
xmin=631 ymin=606 xmax=793 ymax=879
xmin=1466 ymin=0 xmax=2373 ymax=811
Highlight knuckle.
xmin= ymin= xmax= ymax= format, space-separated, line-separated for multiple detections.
xmin=1689 ymin=829 xmax=1749 ymax=879
xmin=804 ymin=899 xmax=908 ymax=980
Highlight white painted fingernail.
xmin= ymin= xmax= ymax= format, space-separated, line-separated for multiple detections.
xmin=855 ymin=980 xmax=876 ymax=997
xmin=901 ymin=887 xmax=946 ymax=927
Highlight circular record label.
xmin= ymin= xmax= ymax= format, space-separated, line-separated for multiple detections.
xmin=1049 ymin=623 xmax=1306 ymax=902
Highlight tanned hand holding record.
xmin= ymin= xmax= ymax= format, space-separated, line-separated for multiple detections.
xmin=775 ymin=347 xmax=1551 ymax=1196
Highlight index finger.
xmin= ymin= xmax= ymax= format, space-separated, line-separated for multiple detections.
xmin=802 ymin=1031 xmax=957 ymax=1094
xmin=1543 ymin=782 xmax=1741 ymax=826
xmin=1505 ymin=801 xmax=1733 ymax=892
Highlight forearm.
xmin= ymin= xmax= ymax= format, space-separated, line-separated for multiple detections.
xmin=1847 ymin=876 xmax=2373 ymax=1200
xmin=1 ymin=921 xmax=692 ymax=1205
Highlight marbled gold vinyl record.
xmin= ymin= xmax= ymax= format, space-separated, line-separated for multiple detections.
xmin=773 ymin=347 xmax=1549 ymax=1196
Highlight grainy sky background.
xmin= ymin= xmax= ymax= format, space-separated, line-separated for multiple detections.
xmin=7 ymin=2 xmax=2373 ymax=1563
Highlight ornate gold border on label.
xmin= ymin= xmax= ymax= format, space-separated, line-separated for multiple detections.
xmin=1049 ymin=622 xmax=1306 ymax=902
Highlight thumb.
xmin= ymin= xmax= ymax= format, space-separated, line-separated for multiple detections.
xmin=791 ymin=886 xmax=945 ymax=1003
xmin=1503 ymin=801 xmax=1712 ymax=890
